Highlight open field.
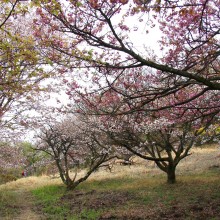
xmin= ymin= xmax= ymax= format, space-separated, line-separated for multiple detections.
xmin=1 ymin=145 xmax=220 ymax=219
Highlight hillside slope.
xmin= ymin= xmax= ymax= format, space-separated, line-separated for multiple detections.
xmin=0 ymin=145 xmax=220 ymax=219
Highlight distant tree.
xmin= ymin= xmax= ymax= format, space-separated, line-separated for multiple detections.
xmin=194 ymin=124 xmax=220 ymax=146
xmin=0 ymin=141 xmax=24 ymax=170
xmin=18 ymin=141 xmax=52 ymax=175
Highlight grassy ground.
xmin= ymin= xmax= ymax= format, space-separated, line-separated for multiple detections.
xmin=1 ymin=145 xmax=220 ymax=219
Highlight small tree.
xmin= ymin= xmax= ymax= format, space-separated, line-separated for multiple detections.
xmin=36 ymin=117 xmax=115 ymax=189
xmin=0 ymin=141 xmax=25 ymax=182
xmin=111 ymin=121 xmax=193 ymax=183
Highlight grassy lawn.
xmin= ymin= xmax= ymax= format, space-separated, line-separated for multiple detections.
xmin=1 ymin=146 xmax=220 ymax=219
xmin=29 ymin=170 xmax=220 ymax=220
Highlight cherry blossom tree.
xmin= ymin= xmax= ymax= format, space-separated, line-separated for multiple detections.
xmin=0 ymin=0 xmax=70 ymax=175
xmin=0 ymin=1 xmax=74 ymax=174
xmin=0 ymin=140 xmax=27 ymax=183
xmin=35 ymin=117 xmax=117 ymax=189
xmin=0 ymin=141 xmax=24 ymax=170
xmin=1 ymin=0 xmax=218 ymax=184
xmin=67 ymin=75 xmax=220 ymax=183
xmin=33 ymin=0 xmax=219 ymax=116
xmin=79 ymin=104 xmax=219 ymax=183
xmin=0 ymin=0 xmax=61 ymax=143
xmin=106 ymin=115 xmax=220 ymax=183
xmin=32 ymin=0 xmax=219 ymax=144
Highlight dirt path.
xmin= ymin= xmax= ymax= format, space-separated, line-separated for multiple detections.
xmin=0 ymin=176 xmax=61 ymax=220
xmin=0 ymin=189 xmax=43 ymax=220
xmin=12 ymin=189 xmax=41 ymax=220
xmin=0 ymin=176 xmax=60 ymax=220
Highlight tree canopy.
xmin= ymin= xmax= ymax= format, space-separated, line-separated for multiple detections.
xmin=0 ymin=0 xmax=219 ymax=186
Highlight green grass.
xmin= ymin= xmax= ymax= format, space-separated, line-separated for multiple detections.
xmin=70 ymin=209 xmax=102 ymax=220
xmin=32 ymin=185 xmax=71 ymax=219
xmin=28 ymin=170 xmax=220 ymax=219
xmin=32 ymin=184 xmax=65 ymax=205
xmin=1 ymin=171 xmax=220 ymax=219
xmin=32 ymin=184 xmax=103 ymax=219
xmin=1 ymin=145 xmax=220 ymax=219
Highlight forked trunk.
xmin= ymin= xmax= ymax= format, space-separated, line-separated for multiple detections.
xmin=66 ymin=181 xmax=79 ymax=190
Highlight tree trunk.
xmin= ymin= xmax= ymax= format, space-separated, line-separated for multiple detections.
xmin=167 ymin=165 xmax=176 ymax=184
xmin=66 ymin=181 xmax=79 ymax=190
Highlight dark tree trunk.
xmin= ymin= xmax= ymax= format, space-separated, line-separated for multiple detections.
xmin=167 ymin=165 xmax=176 ymax=184
xmin=66 ymin=181 xmax=79 ymax=190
